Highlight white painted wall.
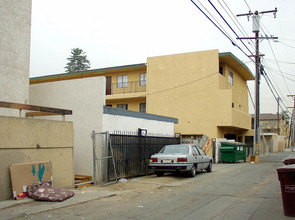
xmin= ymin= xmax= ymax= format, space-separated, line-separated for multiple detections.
xmin=29 ymin=77 xmax=106 ymax=176
xmin=0 ymin=0 xmax=32 ymax=116
xmin=102 ymin=114 xmax=175 ymax=137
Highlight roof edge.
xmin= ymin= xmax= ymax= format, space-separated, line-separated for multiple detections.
xmin=219 ymin=52 xmax=254 ymax=80
xmin=103 ymin=106 xmax=178 ymax=124
xmin=30 ymin=63 xmax=146 ymax=81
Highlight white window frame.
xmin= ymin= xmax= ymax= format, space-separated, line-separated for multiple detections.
xmin=117 ymin=104 xmax=128 ymax=110
xmin=117 ymin=75 xmax=128 ymax=88
xmin=228 ymin=71 xmax=233 ymax=86
xmin=140 ymin=73 xmax=147 ymax=86
xmin=140 ymin=103 xmax=146 ymax=113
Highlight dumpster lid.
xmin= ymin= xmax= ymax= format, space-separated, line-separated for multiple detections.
xmin=277 ymin=164 xmax=295 ymax=173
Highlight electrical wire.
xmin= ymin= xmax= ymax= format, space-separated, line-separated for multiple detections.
xmin=261 ymin=60 xmax=288 ymax=101
xmin=193 ymin=0 xmax=237 ymax=43
xmin=144 ymin=61 xmax=253 ymax=97
xmin=264 ymin=58 xmax=295 ymax=65
xmin=243 ymin=0 xmax=252 ymax=12
xmin=259 ymin=19 xmax=293 ymax=112
xmin=190 ymin=0 xmax=291 ymax=116
xmin=190 ymin=0 xmax=255 ymax=63
xmin=265 ymin=66 xmax=295 ymax=78
xmin=217 ymin=0 xmax=255 ymax=50
xmin=266 ymin=38 xmax=292 ymax=94
xmin=263 ymin=72 xmax=291 ymax=114
xmin=145 ymin=72 xmax=218 ymax=96
xmin=207 ymin=0 xmax=254 ymax=56
xmin=262 ymin=69 xmax=291 ymax=114
xmin=278 ymin=41 xmax=295 ymax=49
xmin=247 ymin=84 xmax=255 ymax=109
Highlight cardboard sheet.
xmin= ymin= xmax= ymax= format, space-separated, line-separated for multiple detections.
xmin=10 ymin=161 xmax=52 ymax=200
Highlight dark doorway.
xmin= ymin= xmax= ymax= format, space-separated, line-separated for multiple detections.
xmin=106 ymin=76 xmax=112 ymax=95
xmin=224 ymin=134 xmax=236 ymax=141
xmin=245 ymin=136 xmax=253 ymax=156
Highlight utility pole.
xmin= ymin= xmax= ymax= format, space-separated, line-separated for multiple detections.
xmin=287 ymin=95 xmax=295 ymax=151
xmin=237 ymin=8 xmax=278 ymax=158
xmin=277 ymin=97 xmax=280 ymax=135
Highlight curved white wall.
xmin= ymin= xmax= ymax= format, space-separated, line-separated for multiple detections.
xmin=29 ymin=77 xmax=106 ymax=176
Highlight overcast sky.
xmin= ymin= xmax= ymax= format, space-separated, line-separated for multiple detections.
xmin=30 ymin=0 xmax=295 ymax=115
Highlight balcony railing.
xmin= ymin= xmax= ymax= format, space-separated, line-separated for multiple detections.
xmin=106 ymin=81 xmax=146 ymax=95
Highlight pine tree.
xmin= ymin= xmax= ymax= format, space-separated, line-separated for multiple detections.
xmin=65 ymin=48 xmax=91 ymax=72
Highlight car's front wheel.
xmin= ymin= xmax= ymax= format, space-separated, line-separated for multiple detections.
xmin=206 ymin=161 xmax=212 ymax=172
xmin=189 ymin=165 xmax=196 ymax=177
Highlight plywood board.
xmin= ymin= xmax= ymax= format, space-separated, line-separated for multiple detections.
xmin=10 ymin=161 xmax=52 ymax=200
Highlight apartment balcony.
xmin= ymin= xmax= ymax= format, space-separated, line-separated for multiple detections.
xmin=106 ymin=81 xmax=146 ymax=100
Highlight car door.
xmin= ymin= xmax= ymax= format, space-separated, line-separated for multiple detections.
xmin=192 ymin=146 xmax=203 ymax=171
xmin=197 ymin=146 xmax=210 ymax=169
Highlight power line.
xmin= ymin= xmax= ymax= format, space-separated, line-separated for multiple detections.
xmin=145 ymin=72 xmax=218 ymax=96
xmin=264 ymin=58 xmax=295 ymax=65
xmin=265 ymin=66 xmax=295 ymax=78
xmin=190 ymin=0 xmax=254 ymax=63
xmin=264 ymin=75 xmax=291 ymax=115
xmin=261 ymin=60 xmax=289 ymax=107
xmin=278 ymin=41 xmax=295 ymax=49
xmin=217 ymin=0 xmax=255 ymax=50
xmin=193 ymin=0 xmax=237 ymax=43
xmin=243 ymin=0 xmax=252 ymax=12
xmin=280 ymin=37 xmax=295 ymax=42
xmin=207 ymin=0 xmax=254 ymax=56
xmin=266 ymin=38 xmax=292 ymax=94
xmin=262 ymin=69 xmax=291 ymax=114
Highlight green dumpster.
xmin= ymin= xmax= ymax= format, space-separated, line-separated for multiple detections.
xmin=220 ymin=142 xmax=247 ymax=163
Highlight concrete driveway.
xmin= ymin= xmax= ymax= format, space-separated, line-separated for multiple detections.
xmin=1 ymin=151 xmax=294 ymax=219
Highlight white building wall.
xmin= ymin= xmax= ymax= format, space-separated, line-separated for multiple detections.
xmin=29 ymin=77 xmax=106 ymax=176
xmin=0 ymin=0 xmax=32 ymax=116
xmin=103 ymin=114 xmax=175 ymax=137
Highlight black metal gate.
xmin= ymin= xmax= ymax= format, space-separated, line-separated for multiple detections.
xmin=108 ymin=134 xmax=180 ymax=181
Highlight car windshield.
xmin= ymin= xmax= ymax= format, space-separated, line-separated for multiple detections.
xmin=159 ymin=145 xmax=189 ymax=154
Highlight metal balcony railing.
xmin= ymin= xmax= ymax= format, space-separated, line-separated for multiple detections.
xmin=107 ymin=81 xmax=146 ymax=95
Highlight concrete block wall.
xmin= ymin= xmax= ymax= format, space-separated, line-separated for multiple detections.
xmin=0 ymin=116 xmax=74 ymax=201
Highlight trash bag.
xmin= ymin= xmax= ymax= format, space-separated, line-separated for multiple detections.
xmin=28 ymin=181 xmax=74 ymax=202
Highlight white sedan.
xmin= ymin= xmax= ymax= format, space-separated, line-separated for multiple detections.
xmin=148 ymin=144 xmax=212 ymax=177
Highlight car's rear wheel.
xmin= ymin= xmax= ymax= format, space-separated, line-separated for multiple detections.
xmin=206 ymin=161 xmax=212 ymax=172
xmin=155 ymin=171 xmax=164 ymax=177
xmin=189 ymin=165 xmax=196 ymax=177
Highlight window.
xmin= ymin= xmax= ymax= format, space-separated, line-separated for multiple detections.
xmin=192 ymin=146 xmax=200 ymax=156
xmin=232 ymin=103 xmax=234 ymax=108
xmin=117 ymin=75 xmax=128 ymax=88
xmin=228 ymin=71 xmax=233 ymax=85
xmin=159 ymin=145 xmax=189 ymax=154
xmin=140 ymin=103 xmax=146 ymax=113
xmin=140 ymin=73 xmax=147 ymax=86
xmin=117 ymin=104 xmax=128 ymax=110
xmin=197 ymin=146 xmax=206 ymax=156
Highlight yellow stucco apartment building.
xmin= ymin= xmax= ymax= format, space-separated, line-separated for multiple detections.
xmin=30 ymin=49 xmax=254 ymax=144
